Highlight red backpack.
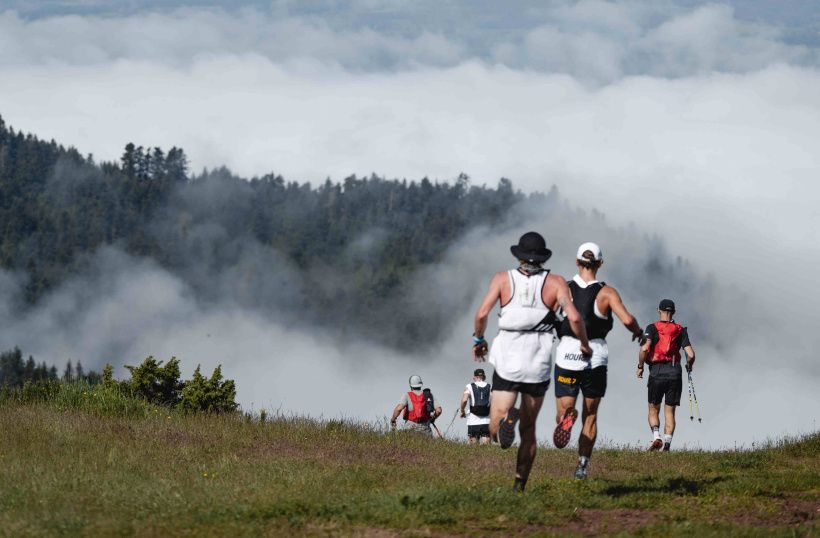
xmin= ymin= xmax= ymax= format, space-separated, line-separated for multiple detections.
xmin=651 ymin=322 xmax=683 ymax=363
xmin=403 ymin=391 xmax=432 ymax=422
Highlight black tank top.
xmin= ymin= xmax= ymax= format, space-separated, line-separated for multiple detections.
xmin=559 ymin=280 xmax=613 ymax=340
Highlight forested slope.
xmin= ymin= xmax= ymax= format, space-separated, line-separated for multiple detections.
xmin=0 ymin=115 xmax=546 ymax=348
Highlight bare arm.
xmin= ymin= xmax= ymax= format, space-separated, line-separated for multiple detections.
xmin=637 ymin=339 xmax=651 ymax=378
xmin=473 ymin=273 xmax=503 ymax=360
xmin=460 ymin=392 xmax=469 ymax=418
xmin=684 ymin=345 xmax=695 ymax=372
xmin=390 ymin=404 xmax=405 ymax=427
xmin=602 ymin=287 xmax=643 ymax=343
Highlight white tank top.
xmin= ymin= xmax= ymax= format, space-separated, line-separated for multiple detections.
xmin=489 ymin=269 xmax=561 ymax=383
xmin=497 ymin=269 xmax=550 ymax=331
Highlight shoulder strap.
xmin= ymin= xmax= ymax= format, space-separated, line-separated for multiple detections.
xmin=538 ymin=269 xmax=551 ymax=308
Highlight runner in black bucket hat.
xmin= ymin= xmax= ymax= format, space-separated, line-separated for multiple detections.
xmin=510 ymin=232 xmax=552 ymax=264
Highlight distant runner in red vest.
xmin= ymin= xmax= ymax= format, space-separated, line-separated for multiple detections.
xmin=637 ymin=299 xmax=696 ymax=452
xmin=390 ymin=375 xmax=442 ymax=436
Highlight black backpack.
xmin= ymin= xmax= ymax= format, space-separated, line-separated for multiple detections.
xmin=422 ymin=388 xmax=436 ymax=417
xmin=470 ymin=383 xmax=491 ymax=417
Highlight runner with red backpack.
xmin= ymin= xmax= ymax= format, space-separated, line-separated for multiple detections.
xmin=637 ymin=299 xmax=696 ymax=452
xmin=390 ymin=375 xmax=442 ymax=436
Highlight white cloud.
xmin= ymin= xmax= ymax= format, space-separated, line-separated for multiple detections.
xmin=3 ymin=56 xmax=818 ymax=265
xmin=0 ymin=9 xmax=465 ymax=71
xmin=0 ymin=2 xmax=816 ymax=81
xmin=1 ymin=2 xmax=820 ymax=448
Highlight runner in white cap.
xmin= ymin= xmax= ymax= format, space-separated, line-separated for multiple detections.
xmin=552 ymin=242 xmax=644 ymax=480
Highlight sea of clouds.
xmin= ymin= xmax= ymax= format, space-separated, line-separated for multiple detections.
xmin=1 ymin=0 xmax=819 ymax=450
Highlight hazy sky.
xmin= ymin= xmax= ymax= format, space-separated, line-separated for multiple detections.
xmin=1 ymin=0 xmax=819 ymax=450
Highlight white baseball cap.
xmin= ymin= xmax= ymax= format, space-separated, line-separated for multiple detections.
xmin=576 ymin=242 xmax=602 ymax=262
xmin=409 ymin=375 xmax=423 ymax=388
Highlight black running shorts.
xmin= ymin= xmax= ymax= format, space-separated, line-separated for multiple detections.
xmin=467 ymin=424 xmax=491 ymax=438
xmin=647 ymin=376 xmax=683 ymax=406
xmin=492 ymin=371 xmax=550 ymax=398
xmin=554 ymin=365 xmax=607 ymax=399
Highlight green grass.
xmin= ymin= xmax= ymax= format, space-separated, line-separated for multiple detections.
xmin=1 ymin=382 xmax=818 ymax=536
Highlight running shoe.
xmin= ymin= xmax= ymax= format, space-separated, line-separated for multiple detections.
xmin=574 ymin=462 xmax=587 ymax=481
xmin=498 ymin=407 xmax=520 ymax=449
xmin=553 ymin=408 xmax=578 ymax=449
xmin=648 ymin=439 xmax=664 ymax=452
xmin=662 ymin=442 xmax=671 ymax=452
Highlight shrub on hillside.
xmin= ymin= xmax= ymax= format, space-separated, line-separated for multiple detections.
xmin=178 ymin=365 xmax=238 ymax=413
xmin=122 ymin=356 xmax=185 ymax=406
xmin=109 ymin=357 xmax=238 ymax=413
xmin=1 ymin=355 xmax=239 ymax=415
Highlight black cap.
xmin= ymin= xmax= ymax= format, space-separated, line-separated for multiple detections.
xmin=473 ymin=368 xmax=485 ymax=377
xmin=510 ymin=232 xmax=552 ymax=263
xmin=658 ymin=299 xmax=676 ymax=312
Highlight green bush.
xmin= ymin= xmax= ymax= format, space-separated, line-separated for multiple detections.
xmin=1 ymin=357 xmax=239 ymax=416
xmin=179 ymin=364 xmax=238 ymax=413
xmin=122 ymin=356 xmax=185 ymax=406
xmin=101 ymin=363 xmax=118 ymax=390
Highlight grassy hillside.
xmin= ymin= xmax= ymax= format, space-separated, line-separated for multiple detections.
xmin=0 ymin=382 xmax=818 ymax=536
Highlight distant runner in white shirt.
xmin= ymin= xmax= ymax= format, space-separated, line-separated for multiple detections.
xmin=552 ymin=242 xmax=644 ymax=481
xmin=460 ymin=368 xmax=492 ymax=445
xmin=473 ymin=232 xmax=591 ymax=493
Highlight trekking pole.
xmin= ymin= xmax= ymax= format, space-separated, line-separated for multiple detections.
xmin=687 ymin=373 xmax=694 ymax=421
xmin=431 ymin=422 xmax=444 ymax=439
xmin=684 ymin=349 xmax=694 ymax=421
xmin=443 ymin=407 xmax=459 ymax=437
xmin=688 ymin=372 xmax=702 ymax=423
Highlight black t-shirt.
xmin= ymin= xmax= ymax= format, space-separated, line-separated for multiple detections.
xmin=644 ymin=321 xmax=691 ymax=380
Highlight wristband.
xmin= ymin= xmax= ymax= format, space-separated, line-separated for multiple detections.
xmin=637 ymin=364 xmax=644 ymax=369
xmin=472 ymin=334 xmax=484 ymax=344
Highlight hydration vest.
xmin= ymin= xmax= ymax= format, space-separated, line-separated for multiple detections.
xmin=498 ymin=269 xmax=563 ymax=333
xmin=470 ymin=383 xmax=491 ymax=417
xmin=650 ymin=321 xmax=683 ymax=363
xmin=559 ymin=279 xmax=613 ymax=340
xmin=403 ymin=390 xmax=434 ymax=422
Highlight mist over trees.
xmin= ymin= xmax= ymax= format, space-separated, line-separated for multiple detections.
xmin=0 ymin=113 xmax=719 ymax=386
xmin=0 ymin=115 xmax=544 ymax=349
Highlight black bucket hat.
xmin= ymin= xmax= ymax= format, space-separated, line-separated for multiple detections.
xmin=510 ymin=232 xmax=552 ymax=263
